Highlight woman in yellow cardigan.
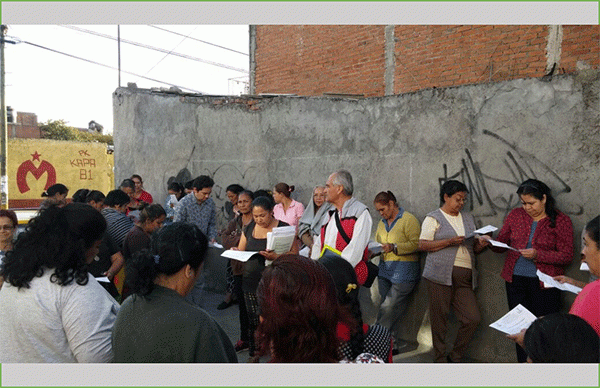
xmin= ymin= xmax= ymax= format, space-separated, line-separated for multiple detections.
xmin=373 ymin=191 xmax=421 ymax=354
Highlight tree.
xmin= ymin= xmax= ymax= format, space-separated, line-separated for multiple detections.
xmin=39 ymin=119 xmax=113 ymax=145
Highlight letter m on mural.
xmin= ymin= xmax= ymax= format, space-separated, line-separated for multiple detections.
xmin=16 ymin=152 xmax=57 ymax=194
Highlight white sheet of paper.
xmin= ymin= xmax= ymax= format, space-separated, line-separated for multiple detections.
xmin=209 ymin=242 xmax=224 ymax=249
xmin=537 ymin=270 xmax=582 ymax=294
xmin=489 ymin=304 xmax=537 ymax=335
xmin=368 ymin=240 xmax=383 ymax=254
xmin=95 ymin=277 xmax=110 ymax=283
xmin=488 ymin=239 xmax=519 ymax=251
xmin=473 ymin=225 xmax=498 ymax=234
xmin=580 ymin=262 xmax=590 ymax=271
xmin=299 ymin=246 xmax=310 ymax=258
xmin=220 ymin=250 xmax=259 ymax=262
xmin=266 ymin=226 xmax=296 ymax=254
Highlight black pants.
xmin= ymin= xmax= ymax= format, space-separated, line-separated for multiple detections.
xmin=505 ymin=275 xmax=561 ymax=362
xmin=244 ymin=292 xmax=260 ymax=356
xmin=233 ymin=275 xmax=249 ymax=342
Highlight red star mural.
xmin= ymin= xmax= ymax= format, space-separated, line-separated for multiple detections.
xmin=31 ymin=151 xmax=41 ymax=161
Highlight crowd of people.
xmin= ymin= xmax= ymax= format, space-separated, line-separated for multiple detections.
xmin=0 ymin=170 xmax=597 ymax=364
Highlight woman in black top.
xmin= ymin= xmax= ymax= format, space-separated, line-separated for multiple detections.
xmin=235 ymin=196 xmax=298 ymax=360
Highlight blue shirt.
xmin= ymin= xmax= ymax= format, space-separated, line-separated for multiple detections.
xmin=173 ymin=193 xmax=217 ymax=240
xmin=513 ymin=221 xmax=538 ymax=277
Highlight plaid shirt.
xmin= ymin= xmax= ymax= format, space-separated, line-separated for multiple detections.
xmin=173 ymin=193 xmax=217 ymax=240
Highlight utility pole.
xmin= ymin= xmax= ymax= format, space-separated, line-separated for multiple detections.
xmin=117 ymin=25 xmax=121 ymax=87
xmin=0 ymin=25 xmax=9 ymax=209
xmin=0 ymin=25 xmax=16 ymax=210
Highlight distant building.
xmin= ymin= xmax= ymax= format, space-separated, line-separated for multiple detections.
xmin=7 ymin=109 xmax=42 ymax=139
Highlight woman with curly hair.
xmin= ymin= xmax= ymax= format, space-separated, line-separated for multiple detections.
xmin=0 ymin=203 xmax=119 ymax=362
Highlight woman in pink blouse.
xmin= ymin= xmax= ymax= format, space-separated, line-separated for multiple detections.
xmin=272 ymin=182 xmax=304 ymax=227
xmin=490 ymin=179 xmax=573 ymax=362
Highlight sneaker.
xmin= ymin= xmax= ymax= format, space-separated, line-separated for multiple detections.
xmin=234 ymin=340 xmax=250 ymax=353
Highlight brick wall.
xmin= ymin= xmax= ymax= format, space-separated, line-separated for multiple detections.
xmin=254 ymin=25 xmax=600 ymax=96
xmin=255 ymin=25 xmax=386 ymax=97
xmin=8 ymin=112 xmax=41 ymax=138
xmin=560 ymin=25 xmax=600 ymax=72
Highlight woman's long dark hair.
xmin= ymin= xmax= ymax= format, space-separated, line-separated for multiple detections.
xmin=318 ymin=254 xmax=364 ymax=360
xmin=256 ymin=255 xmax=348 ymax=362
xmin=126 ymin=223 xmax=208 ymax=296
xmin=0 ymin=203 xmax=106 ymax=288
xmin=517 ymin=179 xmax=558 ymax=228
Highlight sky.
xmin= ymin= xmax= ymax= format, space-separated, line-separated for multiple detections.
xmin=5 ymin=25 xmax=249 ymax=134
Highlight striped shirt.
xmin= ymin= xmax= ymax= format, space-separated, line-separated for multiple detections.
xmin=101 ymin=208 xmax=134 ymax=249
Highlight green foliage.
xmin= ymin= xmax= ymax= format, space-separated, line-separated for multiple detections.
xmin=39 ymin=119 xmax=113 ymax=145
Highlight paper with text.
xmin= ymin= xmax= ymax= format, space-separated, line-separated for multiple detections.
xmin=488 ymin=239 xmax=519 ymax=251
xmin=490 ymin=304 xmax=537 ymax=335
xmin=221 ymin=250 xmax=259 ymax=262
xmin=537 ymin=270 xmax=582 ymax=294
xmin=266 ymin=226 xmax=296 ymax=254
xmin=368 ymin=240 xmax=383 ymax=255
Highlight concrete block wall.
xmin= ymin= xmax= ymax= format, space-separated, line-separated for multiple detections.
xmin=253 ymin=25 xmax=600 ymax=96
xmin=113 ymin=70 xmax=599 ymax=362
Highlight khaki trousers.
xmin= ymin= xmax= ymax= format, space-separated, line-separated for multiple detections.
xmin=426 ymin=266 xmax=481 ymax=362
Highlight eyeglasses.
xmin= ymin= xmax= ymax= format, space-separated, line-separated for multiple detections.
xmin=0 ymin=225 xmax=15 ymax=231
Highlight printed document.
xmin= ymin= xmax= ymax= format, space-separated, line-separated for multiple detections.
xmin=488 ymin=239 xmax=519 ymax=251
xmin=266 ymin=226 xmax=296 ymax=254
xmin=537 ymin=270 xmax=582 ymax=294
xmin=466 ymin=225 xmax=498 ymax=239
xmin=368 ymin=240 xmax=383 ymax=255
xmin=221 ymin=250 xmax=259 ymax=262
xmin=490 ymin=304 xmax=537 ymax=335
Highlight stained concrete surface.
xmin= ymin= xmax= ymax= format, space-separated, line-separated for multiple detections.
xmin=114 ymin=70 xmax=600 ymax=362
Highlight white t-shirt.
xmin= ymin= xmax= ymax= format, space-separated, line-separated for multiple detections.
xmin=419 ymin=210 xmax=472 ymax=269
xmin=0 ymin=270 xmax=119 ymax=362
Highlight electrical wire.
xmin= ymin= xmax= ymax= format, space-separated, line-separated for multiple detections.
xmin=60 ymin=25 xmax=248 ymax=74
xmin=139 ymin=26 xmax=198 ymax=81
xmin=147 ymin=25 xmax=249 ymax=57
xmin=21 ymin=40 xmax=205 ymax=94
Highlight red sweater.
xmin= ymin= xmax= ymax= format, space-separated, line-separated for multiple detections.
xmin=494 ymin=208 xmax=573 ymax=285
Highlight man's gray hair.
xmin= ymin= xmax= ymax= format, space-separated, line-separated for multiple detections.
xmin=331 ymin=170 xmax=353 ymax=196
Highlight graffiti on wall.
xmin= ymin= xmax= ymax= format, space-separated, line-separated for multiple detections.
xmin=438 ymin=130 xmax=583 ymax=218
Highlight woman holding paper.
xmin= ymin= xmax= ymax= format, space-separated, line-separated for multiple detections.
xmin=373 ymin=191 xmax=420 ymax=354
xmin=418 ymin=180 xmax=489 ymax=363
xmin=236 ymin=196 xmax=299 ymax=360
xmin=491 ymin=179 xmax=573 ymax=362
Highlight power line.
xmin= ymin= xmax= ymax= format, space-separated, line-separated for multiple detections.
xmin=60 ymin=25 xmax=248 ymax=74
xmin=147 ymin=25 xmax=249 ymax=57
xmin=21 ymin=40 xmax=205 ymax=94
xmin=139 ymin=26 xmax=199 ymax=81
